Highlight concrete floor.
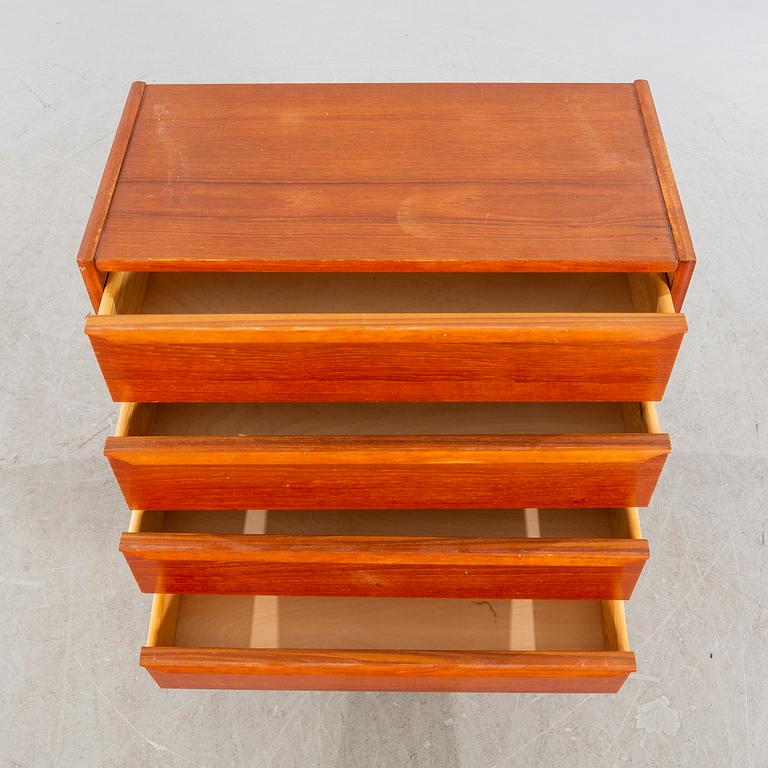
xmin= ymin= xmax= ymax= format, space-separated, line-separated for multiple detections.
xmin=2 ymin=1 xmax=766 ymax=765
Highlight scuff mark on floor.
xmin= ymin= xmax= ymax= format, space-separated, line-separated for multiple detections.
xmin=635 ymin=696 xmax=680 ymax=736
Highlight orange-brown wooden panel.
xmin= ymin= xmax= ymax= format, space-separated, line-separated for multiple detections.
xmin=93 ymin=83 xmax=678 ymax=274
xmin=104 ymin=434 xmax=670 ymax=510
xmin=102 ymin=179 xmax=671 ymax=274
xmin=140 ymin=647 xmax=635 ymax=693
xmin=120 ymin=84 xmax=660 ymax=184
xmin=86 ymin=313 xmax=686 ymax=402
xmin=120 ymin=532 xmax=648 ymax=599
xmin=98 ymin=179 xmax=675 ymax=273
xmin=78 ymin=83 xmax=695 ymax=309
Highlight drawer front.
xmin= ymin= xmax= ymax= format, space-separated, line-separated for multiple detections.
xmin=87 ymin=313 xmax=685 ymax=402
xmin=140 ymin=647 xmax=635 ymax=693
xmin=121 ymin=532 xmax=649 ymax=599
xmin=140 ymin=595 xmax=635 ymax=693
xmin=105 ymin=434 xmax=669 ymax=510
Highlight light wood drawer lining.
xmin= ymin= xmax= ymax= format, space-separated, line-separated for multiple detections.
xmin=147 ymin=594 xmax=629 ymax=653
xmin=99 ymin=271 xmax=674 ymax=316
xmin=130 ymin=507 xmax=640 ymax=538
xmin=116 ymin=402 xmax=659 ymax=438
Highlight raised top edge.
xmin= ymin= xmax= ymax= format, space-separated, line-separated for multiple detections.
xmin=81 ymin=81 xmax=684 ymax=284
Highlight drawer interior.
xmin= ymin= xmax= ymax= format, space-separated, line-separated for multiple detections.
xmin=118 ymin=401 xmax=659 ymax=437
xmin=131 ymin=507 xmax=642 ymax=540
xmin=147 ymin=594 xmax=629 ymax=653
xmin=99 ymin=271 xmax=674 ymax=316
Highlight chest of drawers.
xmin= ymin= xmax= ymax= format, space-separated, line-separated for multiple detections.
xmin=79 ymin=80 xmax=693 ymax=693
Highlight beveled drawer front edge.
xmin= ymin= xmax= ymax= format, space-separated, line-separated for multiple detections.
xmin=139 ymin=590 xmax=636 ymax=692
xmin=139 ymin=646 xmax=636 ymax=693
xmin=86 ymin=270 xmax=686 ymax=403
xmin=106 ymin=433 xmax=670 ymax=510
xmin=86 ymin=312 xmax=687 ymax=404
xmin=120 ymin=532 xmax=649 ymax=599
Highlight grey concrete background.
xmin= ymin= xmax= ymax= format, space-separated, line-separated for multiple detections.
xmin=1 ymin=1 xmax=766 ymax=765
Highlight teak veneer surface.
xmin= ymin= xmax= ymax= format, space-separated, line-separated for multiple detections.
xmin=86 ymin=271 xmax=686 ymax=402
xmin=106 ymin=402 xmax=669 ymax=510
xmin=78 ymin=81 xmax=695 ymax=310
xmin=121 ymin=508 xmax=648 ymax=599
xmin=141 ymin=647 xmax=635 ymax=692
xmin=76 ymin=82 xmax=692 ymax=692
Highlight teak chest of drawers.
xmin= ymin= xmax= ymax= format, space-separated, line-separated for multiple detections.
xmin=79 ymin=81 xmax=694 ymax=693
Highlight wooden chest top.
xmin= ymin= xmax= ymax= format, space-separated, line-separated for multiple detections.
xmin=79 ymin=81 xmax=694 ymax=286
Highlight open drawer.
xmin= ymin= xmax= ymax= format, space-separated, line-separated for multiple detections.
xmin=121 ymin=507 xmax=648 ymax=600
xmin=140 ymin=593 xmax=635 ymax=692
xmin=105 ymin=401 xmax=669 ymax=510
xmin=86 ymin=271 xmax=686 ymax=402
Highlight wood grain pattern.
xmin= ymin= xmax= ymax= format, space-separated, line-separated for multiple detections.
xmin=92 ymin=83 xmax=678 ymax=274
xmin=97 ymin=270 xmax=148 ymax=316
xmin=114 ymin=401 xmax=156 ymax=437
xmin=634 ymin=80 xmax=696 ymax=309
xmin=140 ymin=647 xmax=635 ymax=692
xmin=76 ymin=81 xmax=145 ymax=310
xmin=120 ymin=532 xmax=648 ymax=599
xmin=602 ymin=600 xmax=630 ymax=652
xmin=609 ymin=507 xmax=642 ymax=540
xmin=145 ymin=593 xmax=179 ymax=647
xmin=87 ymin=312 xmax=686 ymax=402
xmin=105 ymin=433 xmax=670 ymax=510
xmin=87 ymin=270 xmax=685 ymax=402
xmin=668 ymin=256 xmax=695 ymax=313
